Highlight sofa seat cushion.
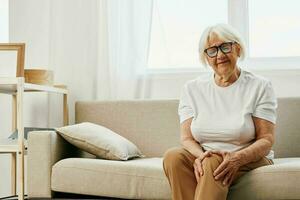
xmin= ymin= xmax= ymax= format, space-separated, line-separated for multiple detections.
xmin=52 ymin=157 xmax=300 ymax=200
xmin=228 ymin=158 xmax=300 ymax=200
xmin=51 ymin=157 xmax=171 ymax=199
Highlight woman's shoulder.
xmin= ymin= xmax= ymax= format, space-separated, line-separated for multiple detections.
xmin=242 ymin=69 xmax=272 ymax=87
xmin=184 ymin=72 xmax=212 ymax=89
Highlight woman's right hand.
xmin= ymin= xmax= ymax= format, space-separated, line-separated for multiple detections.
xmin=193 ymin=151 xmax=213 ymax=182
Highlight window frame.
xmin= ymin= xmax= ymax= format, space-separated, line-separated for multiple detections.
xmin=231 ymin=0 xmax=300 ymax=70
xmin=146 ymin=0 xmax=300 ymax=72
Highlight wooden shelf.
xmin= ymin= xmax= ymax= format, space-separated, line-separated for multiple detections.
xmin=0 ymin=138 xmax=19 ymax=153
xmin=0 ymin=77 xmax=68 ymax=94
xmin=0 ymin=44 xmax=63 ymax=200
xmin=0 ymin=138 xmax=27 ymax=153
xmin=0 ymin=76 xmax=69 ymax=200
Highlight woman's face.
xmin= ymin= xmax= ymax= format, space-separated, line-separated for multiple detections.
xmin=205 ymin=34 xmax=240 ymax=78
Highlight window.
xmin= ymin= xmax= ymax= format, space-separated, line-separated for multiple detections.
xmin=148 ymin=0 xmax=300 ymax=70
xmin=148 ymin=0 xmax=227 ymax=69
xmin=0 ymin=0 xmax=9 ymax=42
xmin=249 ymin=0 xmax=300 ymax=58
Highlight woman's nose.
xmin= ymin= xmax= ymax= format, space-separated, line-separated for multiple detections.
xmin=217 ymin=48 xmax=225 ymax=57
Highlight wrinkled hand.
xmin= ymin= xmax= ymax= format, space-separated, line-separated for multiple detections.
xmin=211 ymin=150 xmax=242 ymax=186
xmin=193 ymin=151 xmax=213 ymax=182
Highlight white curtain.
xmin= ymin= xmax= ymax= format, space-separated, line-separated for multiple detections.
xmin=97 ymin=0 xmax=153 ymax=100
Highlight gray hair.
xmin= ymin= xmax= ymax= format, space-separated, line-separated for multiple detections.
xmin=198 ymin=23 xmax=246 ymax=66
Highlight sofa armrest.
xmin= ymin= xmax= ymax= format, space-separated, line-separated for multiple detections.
xmin=27 ymin=130 xmax=77 ymax=198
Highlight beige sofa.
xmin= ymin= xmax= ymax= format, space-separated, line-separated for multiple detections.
xmin=27 ymin=98 xmax=300 ymax=199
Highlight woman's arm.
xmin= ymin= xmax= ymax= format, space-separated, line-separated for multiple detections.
xmin=236 ymin=116 xmax=275 ymax=165
xmin=180 ymin=117 xmax=214 ymax=182
xmin=212 ymin=117 xmax=275 ymax=185
xmin=180 ymin=118 xmax=204 ymax=158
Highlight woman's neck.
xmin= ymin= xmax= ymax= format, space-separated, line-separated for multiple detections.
xmin=214 ymin=67 xmax=241 ymax=87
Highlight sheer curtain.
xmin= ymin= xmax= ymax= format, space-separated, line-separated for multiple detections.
xmin=97 ymin=0 xmax=153 ymax=100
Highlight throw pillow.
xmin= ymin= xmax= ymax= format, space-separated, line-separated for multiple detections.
xmin=55 ymin=122 xmax=144 ymax=160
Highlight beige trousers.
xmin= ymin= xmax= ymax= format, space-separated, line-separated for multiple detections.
xmin=163 ymin=147 xmax=273 ymax=200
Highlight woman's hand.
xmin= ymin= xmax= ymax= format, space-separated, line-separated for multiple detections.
xmin=211 ymin=150 xmax=243 ymax=185
xmin=193 ymin=151 xmax=213 ymax=182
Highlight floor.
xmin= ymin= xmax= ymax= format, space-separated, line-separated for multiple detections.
xmin=1 ymin=192 xmax=125 ymax=200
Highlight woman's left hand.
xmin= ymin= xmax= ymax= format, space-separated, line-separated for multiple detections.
xmin=211 ymin=150 xmax=243 ymax=186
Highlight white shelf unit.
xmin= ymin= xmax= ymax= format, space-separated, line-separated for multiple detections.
xmin=0 ymin=77 xmax=69 ymax=200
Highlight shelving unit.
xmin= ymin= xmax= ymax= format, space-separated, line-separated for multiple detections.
xmin=0 ymin=78 xmax=69 ymax=200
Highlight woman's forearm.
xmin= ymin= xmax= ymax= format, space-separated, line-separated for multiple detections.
xmin=181 ymin=139 xmax=205 ymax=158
xmin=236 ymin=138 xmax=272 ymax=166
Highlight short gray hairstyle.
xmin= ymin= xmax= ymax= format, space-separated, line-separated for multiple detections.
xmin=198 ymin=23 xmax=247 ymax=66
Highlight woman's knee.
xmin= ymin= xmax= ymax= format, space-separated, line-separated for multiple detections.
xmin=202 ymin=154 xmax=223 ymax=174
xmin=163 ymin=147 xmax=189 ymax=169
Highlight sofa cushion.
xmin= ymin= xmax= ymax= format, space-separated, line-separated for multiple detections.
xmin=51 ymin=157 xmax=300 ymax=200
xmin=75 ymin=100 xmax=181 ymax=158
xmin=55 ymin=122 xmax=144 ymax=160
xmin=228 ymin=158 xmax=300 ymax=200
xmin=51 ymin=157 xmax=171 ymax=199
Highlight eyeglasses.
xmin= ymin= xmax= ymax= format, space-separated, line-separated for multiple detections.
xmin=204 ymin=42 xmax=236 ymax=58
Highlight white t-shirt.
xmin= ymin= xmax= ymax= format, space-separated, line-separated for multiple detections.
xmin=178 ymin=69 xmax=277 ymax=159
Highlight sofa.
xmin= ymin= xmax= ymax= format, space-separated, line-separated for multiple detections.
xmin=27 ymin=98 xmax=300 ymax=199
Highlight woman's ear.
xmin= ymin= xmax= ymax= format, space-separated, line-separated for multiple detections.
xmin=236 ymin=45 xmax=241 ymax=57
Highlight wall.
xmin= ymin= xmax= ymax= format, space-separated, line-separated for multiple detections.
xmin=0 ymin=0 xmax=50 ymax=196
xmin=0 ymin=0 xmax=98 ymax=197
xmin=47 ymin=0 xmax=98 ymax=126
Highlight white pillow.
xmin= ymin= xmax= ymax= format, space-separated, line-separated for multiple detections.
xmin=55 ymin=122 xmax=144 ymax=160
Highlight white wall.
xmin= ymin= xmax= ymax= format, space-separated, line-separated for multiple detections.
xmin=47 ymin=0 xmax=98 ymax=126
xmin=0 ymin=0 xmax=97 ymax=197
xmin=0 ymin=0 xmax=51 ymax=196
xmin=1 ymin=0 xmax=300 ymax=198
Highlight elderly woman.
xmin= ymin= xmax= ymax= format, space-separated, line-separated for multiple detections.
xmin=163 ymin=23 xmax=277 ymax=200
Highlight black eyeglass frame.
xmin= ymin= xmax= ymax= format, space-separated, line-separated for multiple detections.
xmin=204 ymin=41 xmax=237 ymax=58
